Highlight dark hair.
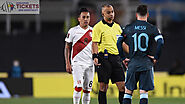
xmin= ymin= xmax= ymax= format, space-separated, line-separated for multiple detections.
xmin=136 ymin=5 xmax=148 ymax=16
xmin=78 ymin=8 xmax=89 ymax=16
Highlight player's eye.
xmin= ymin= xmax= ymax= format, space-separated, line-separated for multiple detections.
xmin=82 ymin=16 xmax=89 ymax=19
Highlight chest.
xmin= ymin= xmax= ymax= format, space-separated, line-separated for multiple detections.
xmin=72 ymin=30 xmax=92 ymax=45
xmin=101 ymin=26 xmax=121 ymax=40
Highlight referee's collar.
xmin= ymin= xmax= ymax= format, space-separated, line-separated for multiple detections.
xmin=102 ymin=19 xmax=114 ymax=27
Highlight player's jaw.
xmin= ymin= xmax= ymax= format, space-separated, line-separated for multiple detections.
xmin=80 ymin=20 xmax=89 ymax=29
xmin=83 ymin=20 xmax=89 ymax=26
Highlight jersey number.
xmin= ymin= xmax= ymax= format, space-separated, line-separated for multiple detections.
xmin=89 ymin=81 xmax=93 ymax=87
xmin=132 ymin=33 xmax=149 ymax=52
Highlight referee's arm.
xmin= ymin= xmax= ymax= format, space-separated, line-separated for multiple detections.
xmin=92 ymin=42 xmax=100 ymax=66
xmin=92 ymin=23 xmax=101 ymax=66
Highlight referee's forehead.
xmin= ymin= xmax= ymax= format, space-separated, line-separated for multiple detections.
xmin=102 ymin=5 xmax=114 ymax=13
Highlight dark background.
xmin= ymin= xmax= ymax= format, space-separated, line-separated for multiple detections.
xmin=0 ymin=0 xmax=184 ymax=72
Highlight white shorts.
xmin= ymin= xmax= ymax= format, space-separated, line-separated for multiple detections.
xmin=72 ymin=63 xmax=94 ymax=91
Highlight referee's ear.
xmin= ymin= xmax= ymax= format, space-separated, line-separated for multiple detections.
xmin=102 ymin=13 xmax=104 ymax=17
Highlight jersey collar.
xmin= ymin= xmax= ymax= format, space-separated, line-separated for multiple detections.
xmin=102 ymin=19 xmax=114 ymax=27
xmin=78 ymin=25 xmax=90 ymax=31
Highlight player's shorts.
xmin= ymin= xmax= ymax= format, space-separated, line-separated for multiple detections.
xmin=97 ymin=53 xmax=125 ymax=84
xmin=72 ymin=62 xmax=94 ymax=91
xmin=125 ymin=67 xmax=154 ymax=91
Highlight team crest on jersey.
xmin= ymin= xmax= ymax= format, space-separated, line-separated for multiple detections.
xmin=84 ymin=38 xmax=88 ymax=45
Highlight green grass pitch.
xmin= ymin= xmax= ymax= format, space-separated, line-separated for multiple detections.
xmin=0 ymin=97 xmax=185 ymax=104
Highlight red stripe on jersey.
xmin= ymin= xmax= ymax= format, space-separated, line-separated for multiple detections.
xmin=72 ymin=30 xmax=92 ymax=59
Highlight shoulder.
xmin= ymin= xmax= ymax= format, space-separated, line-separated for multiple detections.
xmin=93 ymin=21 xmax=103 ymax=32
xmin=124 ymin=23 xmax=134 ymax=34
xmin=114 ymin=22 xmax=121 ymax=27
xmin=89 ymin=26 xmax=93 ymax=30
xmin=113 ymin=22 xmax=122 ymax=30
xmin=147 ymin=22 xmax=161 ymax=33
xmin=69 ymin=25 xmax=80 ymax=32
xmin=94 ymin=20 xmax=103 ymax=28
xmin=145 ymin=22 xmax=156 ymax=29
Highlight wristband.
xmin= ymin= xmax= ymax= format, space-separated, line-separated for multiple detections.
xmin=92 ymin=53 xmax=98 ymax=60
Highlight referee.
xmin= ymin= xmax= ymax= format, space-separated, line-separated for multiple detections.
xmin=92 ymin=4 xmax=125 ymax=104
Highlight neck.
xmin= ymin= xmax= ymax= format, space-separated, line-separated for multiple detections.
xmin=104 ymin=18 xmax=113 ymax=24
xmin=80 ymin=25 xmax=88 ymax=30
xmin=137 ymin=16 xmax=147 ymax=22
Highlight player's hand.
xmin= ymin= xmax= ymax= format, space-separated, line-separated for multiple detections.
xmin=147 ymin=55 xmax=157 ymax=65
xmin=93 ymin=58 xmax=101 ymax=66
xmin=123 ymin=58 xmax=130 ymax=68
xmin=66 ymin=63 xmax=72 ymax=74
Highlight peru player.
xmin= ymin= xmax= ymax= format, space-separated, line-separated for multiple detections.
xmin=64 ymin=8 xmax=94 ymax=104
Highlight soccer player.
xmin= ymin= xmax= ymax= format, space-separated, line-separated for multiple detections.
xmin=92 ymin=4 xmax=125 ymax=104
xmin=64 ymin=8 xmax=94 ymax=104
xmin=117 ymin=5 xmax=164 ymax=104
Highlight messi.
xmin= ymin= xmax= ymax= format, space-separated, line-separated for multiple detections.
xmin=135 ymin=26 xmax=146 ymax=30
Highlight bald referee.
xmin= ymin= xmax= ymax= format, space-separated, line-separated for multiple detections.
xmin=92 ymin=4 xmax=126 ymax=104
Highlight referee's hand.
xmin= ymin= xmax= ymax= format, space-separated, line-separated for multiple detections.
xmin=93 ymin=58 xmax=101 ymax=66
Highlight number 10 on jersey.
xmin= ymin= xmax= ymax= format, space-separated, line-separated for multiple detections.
xmin=132 ymin=33 xmax=149 ymax=52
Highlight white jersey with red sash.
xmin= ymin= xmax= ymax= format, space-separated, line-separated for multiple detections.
xmin=65 ymin=25 xmax=93 ymax=66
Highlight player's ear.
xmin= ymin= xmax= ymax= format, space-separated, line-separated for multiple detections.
xmin=136 ymin=13 xmax=138 ymax=18
xmin=78 ymin=16 xmax=80 ymax=22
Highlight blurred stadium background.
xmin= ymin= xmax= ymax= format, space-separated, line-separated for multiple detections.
xmin=0 ymin=0 xmax=185 ymax=104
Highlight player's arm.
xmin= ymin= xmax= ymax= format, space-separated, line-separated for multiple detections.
xmin=64 ymin=42 xmax=72 ymax=74
xmin=120 ymin=27 xmax=129 ymax=54
xmin=148 ymin=32 xmax=164 ymax=64
xmin=117 ymin=35 xmax=126 ymax=60
xmin=117 ymin=26 xmax=130 ymax=67
xmin=117 ymin=26 xmax=129 ymax=60
xmin=154 ymin=35 xmax=164 ymax=60
xmin=117 ymin=35 xmax=130 ymax=68
xmin=122 ymin=42 xmax=129 ymax=54
xmin=148 ymin=37 xmax=164 ymax=64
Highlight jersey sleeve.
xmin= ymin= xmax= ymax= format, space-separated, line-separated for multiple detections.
xmin=153 ymin=27 xmax=163 ymax=42
xmin=65 ymin=28 xmax=73 ymax=43
xmin=118 ymin=25 xmax=123 ymax=35
xmin=153 ymin=26 xmax=164 ymax=60
xmin=117 ymin=26 xmax=127 ymax=60
xmin=92 ymin=24 xmax=101 ymax=42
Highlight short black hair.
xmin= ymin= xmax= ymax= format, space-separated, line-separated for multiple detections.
xmin=78 ymin=8 xmax=89 ymax=16
xmin=136 ymin=5 xmax=148 ymax=16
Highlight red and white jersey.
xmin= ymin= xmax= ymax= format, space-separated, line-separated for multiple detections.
xmin=65 ymin=25 xmax=93 ymax=66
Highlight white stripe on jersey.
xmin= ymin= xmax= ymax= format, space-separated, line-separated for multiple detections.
xmin=154 ymin=35 xmax=163 ymax=42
